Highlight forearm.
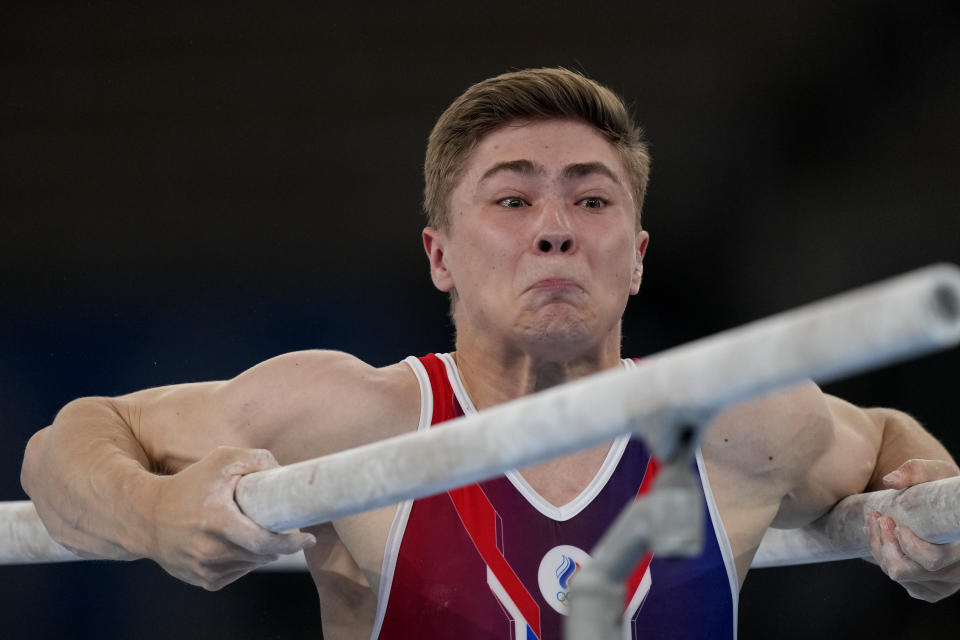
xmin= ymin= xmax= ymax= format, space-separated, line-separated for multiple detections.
xmin=21 ymin=397 xmax=161 ymax=560
xmin=865 ymin=408 xmax=959 ymax=492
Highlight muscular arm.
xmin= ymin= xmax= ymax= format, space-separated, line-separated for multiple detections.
xmin=781 ymin=399 xmax=957 ymax=525
xmin=861 ymin=407 xmax=959 ymax=491
xmin=704 ymin=384 xmax=957 ymax=581
xmin=781 ymin=397 xmax=960 ymax=601
xmin=21 ymin=350 xmax=419 ymax=589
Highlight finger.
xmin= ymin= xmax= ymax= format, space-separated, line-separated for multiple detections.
xmin=193 ymin=482 xmax=317 ymax=557
xmin=871 ymin=514 xmax=924 ymax=582
xmin=239 ymin=528 xmax=316 ymax=556
xmin=898 ymin=580 xmax=958 ymax=603
xmin=167 ymin=545 xmax=279 ymax=588
xmin=864 ymin=511 xmax=886 ymax=564
xmin=910 ymin=577 xmax=960 ymax=602
xmin=882 ymin=459 xmax=960 ymax=489
xmin=203 ymin=566 xmax=259 ymax=592
xmin=179 ymin=565 xmax=256 ymax=592
xmin=210 ymin=446 xmax=281 ymax=478
xmin=894 ymin=521 xmax=960 ymax=572
xmin=220 ymin=510 xmax=317 ymax=556
xmin=864 ymin=511 xmax=960 ymax=603
xmin=201 ymin=552 xmax=281 ymax=571
xmin=202 ymin=569 xmax=253 ymax=591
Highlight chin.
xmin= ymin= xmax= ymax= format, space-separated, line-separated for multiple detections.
xmin=520 ymin=314 xmax=597 ymax=356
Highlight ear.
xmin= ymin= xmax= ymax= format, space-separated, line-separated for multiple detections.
xmin=423 ymin=227 xmax=455 ymax=292
xmin=629 ymin=230 xmax=650 ymax=295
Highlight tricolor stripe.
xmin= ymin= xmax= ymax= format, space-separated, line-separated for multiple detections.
xmin=449 ymin=483 xmax=542 ymax=639
xmin=623 ymin=456 xmax=661 ymax=609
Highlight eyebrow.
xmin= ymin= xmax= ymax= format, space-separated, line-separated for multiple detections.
xmin=478 ymin=159 xmax=542 ymax=184
xmin=477 ymin=159 xmax=624 ymax=187
xmin=561 ymin=162 xmax=623 ymax=186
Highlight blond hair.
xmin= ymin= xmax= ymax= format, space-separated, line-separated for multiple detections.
xmin=424 ymin=68 xmax=651 ymax=230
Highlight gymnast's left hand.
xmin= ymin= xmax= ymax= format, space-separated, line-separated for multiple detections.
xmin=865 ymin=458 xmax=960 ymax=602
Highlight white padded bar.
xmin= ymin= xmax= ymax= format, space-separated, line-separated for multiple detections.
xmin=2 ymin=264 xmax=959 ymax=564
xmin=753 ymin=476 xmax=960 ymax=567
xmin=9 ymin=475 xmax=957 ymax=569
xmin=0 ymin=501 xmax=79 ymax=564
xmin=235 ymin=264 xmax=960 ymax=532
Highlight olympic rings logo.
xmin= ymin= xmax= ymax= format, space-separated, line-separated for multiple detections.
xmin=538 ymin=545 xmax=590 ymax=616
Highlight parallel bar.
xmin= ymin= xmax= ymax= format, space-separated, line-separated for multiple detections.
xmin=236 ymin=264 xmax=960 ymax=532
xmin=0 ymin=501 xmax=79 ymax=564
xmin=752 ymin=476 xmax=960 ymax=568
xmin=566 ymin=454 xmax=704 ymax=640
xmin=9 ymin=472 xmax=960 ymax=569
xmin=5 ymin=475 xmax=959 ymax=569
xmin=2 ymin=264 xmax=959 ymax=564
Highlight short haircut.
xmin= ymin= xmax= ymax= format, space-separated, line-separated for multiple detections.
xmin=424 ymin=68 xmax=651 ymax=231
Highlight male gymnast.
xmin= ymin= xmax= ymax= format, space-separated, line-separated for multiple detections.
xmin=21 ymin=68 xmax=960 ymax=639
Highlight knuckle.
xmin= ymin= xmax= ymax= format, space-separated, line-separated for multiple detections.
xmin=192 ymin=536 xmax=225 ymax=561
xmin=269 ymin=541 xmax=296 ymax=556
xmin=209 ymin=445 xmax=235 ymax=460
xmin=245 ymin=536 xmax=275 ymax=556
xmin=885 ymin=564 xmax=912 ymax=582
xmin=200 ymin=576 xmax=223 ymax=592
xmin=180 ymin=561 xmax=213 ymax=586
xmin=172 ymin=569 xmax=202 ymax=588
xmin=192 ymin=562 xmax=227 ymax=590
xmin=250 ymin=447 xmax=271 ymax=459
xmin=213 ymin=447 xmax=276 ymax=477
xmin=253 ymin=448 xmax=278 ymax=467
xmin=918 ymin=554 xmax=943 ymax=572
xmin=899 ymin=459 xmax=920 ymax=478
xmin=237 ymin=448 xmax=278 ymax=472
xmin=925 ymin=591 xmax=948 ymax=603
xmin=932 ymin=550 xmax=955 ymax=572
xmin=904 ymin=586 xmax=926 ymax=601
xmin=895 ymin=535 xmax=918 ymax=557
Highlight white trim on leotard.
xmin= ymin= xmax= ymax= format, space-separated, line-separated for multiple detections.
xmin=436 ymin=352 xmax=633 ymax=522
xmin=696 ymin=447 xmax=740 ymax=638
xmin=369 ymin=356 xmax=433 ymax=640
xmin=373 ymin=355 xmax=738 ymax=640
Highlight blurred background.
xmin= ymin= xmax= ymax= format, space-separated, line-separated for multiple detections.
xmin=2 ymin=1 xmax=958 ymax=637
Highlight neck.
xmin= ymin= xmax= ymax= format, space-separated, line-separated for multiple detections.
xmin=451 ymin=327 xmax=624 ymax=411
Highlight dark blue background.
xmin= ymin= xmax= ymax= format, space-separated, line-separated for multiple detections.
xmin=2 ymin=2 xmax=959 ymax=637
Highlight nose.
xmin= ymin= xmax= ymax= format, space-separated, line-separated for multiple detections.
xmin=534 ymin=202 xmax=576 ymax=255
xmin=537 ymin=235 xmax=574 ymax=253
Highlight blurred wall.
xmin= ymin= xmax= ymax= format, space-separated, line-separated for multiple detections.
xmin=2 ymin=2 xmax=958 ymax=638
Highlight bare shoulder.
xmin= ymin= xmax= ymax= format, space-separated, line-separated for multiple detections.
xmin=125 ymin=349 xmax=422 ymax=471
xmin=702 ymin=382 xmax=835 ymax=484
xmin=698 ymin=383 xmax=884 ymax=581
xmin=702 ymin=382 xmax=882 ymax=527
xmin=229 ymin=350 xmax=422 ymax=463
xmin=232 ymin=350 xmax=417 ymax=411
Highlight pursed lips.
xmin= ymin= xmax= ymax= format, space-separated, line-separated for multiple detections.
xmin=526 ymin=278 xmax=584 ymax=294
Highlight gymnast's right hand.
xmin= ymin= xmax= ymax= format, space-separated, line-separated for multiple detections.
xmin=21 ymin=354 xmax=394 ymax=589
xmin=148 ymin=446 xmax=316 ymax=591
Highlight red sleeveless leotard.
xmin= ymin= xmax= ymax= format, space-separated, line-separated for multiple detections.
xmin=372 ymin=354 xmax=738 ymax=639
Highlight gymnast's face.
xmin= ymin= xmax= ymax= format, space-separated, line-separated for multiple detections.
xmin=423 ymin=118 xmax=649 ymax=358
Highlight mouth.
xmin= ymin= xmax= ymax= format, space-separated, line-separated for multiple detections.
xmin=528 ymin=278 xmax=583 ymax=293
